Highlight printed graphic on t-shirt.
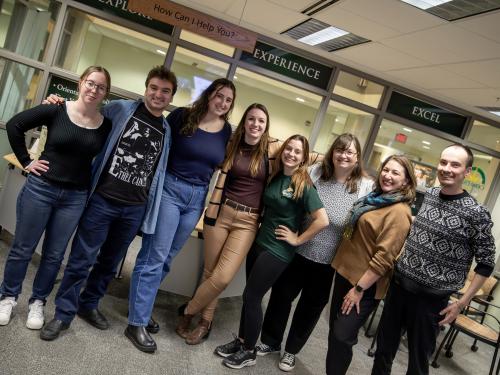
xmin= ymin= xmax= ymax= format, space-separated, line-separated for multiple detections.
xmin=108 ymin=117 xmax=163 ymax=187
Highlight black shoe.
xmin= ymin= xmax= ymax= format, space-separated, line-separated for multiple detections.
xmin=125 ymin=325 xmax=157 ymax=353
xmin=40 ymin=319 xmax=70 ymax=341
xmin=214 ymin=334 xmax=243 ymax=358
xmin=77 ymin=308 xmax=109 ymax=330
xmin=222 ymin=348 xmax=257 ymax=369
xmin=146 ymin=317 xmax=160 ymax=334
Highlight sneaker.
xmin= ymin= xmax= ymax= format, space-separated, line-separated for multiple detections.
xmin=214 ymin=334 xmax=243 ymax=357
xmin=222 ymin=348 xmax=257 ymax=369
xmin=0 ymin=297 xmax=17 ymax=325
xmin=26 ymin=300 xmax=45 ymax=330
xmin=256 ymin=342 xmax=281 ymax=356
xmin=279 ymin=352 xmax=296 ymax=372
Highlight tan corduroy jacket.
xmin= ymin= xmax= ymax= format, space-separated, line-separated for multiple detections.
xmin=204 ymin=138 xmax=321 ymax=225
xmin=332 ymin=202 xmax=412 ymax=299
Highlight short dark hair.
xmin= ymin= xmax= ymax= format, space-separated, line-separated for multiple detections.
xmin=145 ymin=66 xmax=178 ymax=95
xmin=445 ymin=143 xmax=474 ymax=168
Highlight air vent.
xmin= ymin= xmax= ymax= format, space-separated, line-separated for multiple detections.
xmin=400 ymin=0 xmax=500 ymax=21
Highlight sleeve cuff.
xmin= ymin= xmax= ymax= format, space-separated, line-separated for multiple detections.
xmin=474 ymin=263 xmax=494 ymax=277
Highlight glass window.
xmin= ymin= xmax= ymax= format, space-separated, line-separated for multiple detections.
xmin=464 ymin=151 xmax=499 ymax=204
xmin=314 ymin=101 xmax=374 ymax=154
xmin=55 ymin=8 xmax=168 ymax=95
xmin=232 ymin=68 xmax=322 ymax=141
xmin=0 ymin=58 xmax=42 ymax=122
xmin=170 ymin=47 xmax=230 ymax=107
xmin=180 ymin=30 xmax=234 ymax=56
xmin=333 ymin=71 xmax=384 ymax=108
xmin=468 ymin=120 xmax=500 ymax=152
xmin=0 ymin=0 xmax=59 ymax=62
xmin=0 ymin=128 xmax=13 ymax=184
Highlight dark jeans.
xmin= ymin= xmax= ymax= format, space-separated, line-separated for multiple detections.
xmin=326 ymin=273 xmax=378 ymax=375
xmin=238 ymin=245 xmax=289 ymax=350
xmin=261 ymin=254 xmax=335 ymax=354
xmin=371 ymin=280 xmax=449 ymax=375
xmin=0 ymin=175 xmax=87 ymax=303
xmin=54 ymin=193 xmax=146 ymax=323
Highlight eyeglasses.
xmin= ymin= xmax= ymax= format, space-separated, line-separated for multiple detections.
xmin=334 ymin=148 xmax=357 ymax=158
xmin=84 ymin=80 xmax=107 ymax=94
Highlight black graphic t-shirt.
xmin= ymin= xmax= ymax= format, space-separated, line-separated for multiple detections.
xmin=96 ymin=103 xmax=164 ymax=205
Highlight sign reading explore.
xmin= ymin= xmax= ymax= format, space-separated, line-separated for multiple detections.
xmin=47 ymin=76 xmax=126 ymax=105
xmin=387 ymin=91 xmax=467 ymax=137
xmin=240 ymin=41 xmax=333 ymax=90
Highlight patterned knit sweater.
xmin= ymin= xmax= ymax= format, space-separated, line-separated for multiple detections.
xmin=396 ymin=187 xmax=495 ymax=293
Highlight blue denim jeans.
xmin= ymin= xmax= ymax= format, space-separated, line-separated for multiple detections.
xmin=0 ymin=175 xmax=87 ymax=303
xmin=54 ymin=193 xmax=146 ymax=323
xmin=128 ymin=173 xmax=207 ymax=326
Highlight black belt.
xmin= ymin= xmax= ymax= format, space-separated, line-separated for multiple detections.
xmin=224 ymin=198 xmax=260 ymax=214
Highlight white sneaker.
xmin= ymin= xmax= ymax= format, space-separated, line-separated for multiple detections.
xmin=279 ymin=352 xmax=296 ymax=372
xmin=0 ymin=297 xmax=17 ymax=325
xmin=26 ymin=300 xmax=45 ymax=330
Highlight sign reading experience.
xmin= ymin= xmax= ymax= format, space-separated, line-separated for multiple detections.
xmin=240 ymin=41 xmax=333 ymax=90
xmin=387 ymin=91 xmax=467 ymax=137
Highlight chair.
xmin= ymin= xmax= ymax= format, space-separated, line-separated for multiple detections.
xmin=431 ymin=297 xmax=500 ymax=375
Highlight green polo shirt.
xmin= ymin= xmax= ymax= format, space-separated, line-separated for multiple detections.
xmin=255 ymin=173 xmax=324 ymax=263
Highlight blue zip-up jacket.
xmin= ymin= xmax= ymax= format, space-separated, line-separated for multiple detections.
xmin=91 ymin=99 xmax=171 ymax=234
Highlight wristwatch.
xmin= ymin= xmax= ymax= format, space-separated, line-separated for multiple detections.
xmin=354 ymin=283 xmax=364 ymax=293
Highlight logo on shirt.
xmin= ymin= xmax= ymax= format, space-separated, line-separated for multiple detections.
xmin=282 ymin=186 xmax=294 ymax=199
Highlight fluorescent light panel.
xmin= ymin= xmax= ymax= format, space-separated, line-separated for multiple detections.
xmin=490 ymin=111 xmax=500 ymax=117
xmin=298 ymin=26 xmax=349 ymax=46
xmin=401 ymin=0 xmax=452 ymax=10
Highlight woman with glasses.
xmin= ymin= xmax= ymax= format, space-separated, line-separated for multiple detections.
xmin=255 ymin=134 xmax=374 ymax=371
xmin=0 ymin=66 xmax=112 ymax=329
xmin=326 ymin=154 xmax=416 ymax=375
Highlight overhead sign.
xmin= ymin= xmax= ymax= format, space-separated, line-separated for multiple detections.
xmin=75 ymin=0 xmax=173 ymax=35
xmin=47 ymin=76 xmax=126 ymax=106
xmin=240 ymin=41 xmax=333 ymax=89
xmin=127 ymin=0 xmax=257 ymax=52
xmin=387 ymin=91 xmax=467 ymax=137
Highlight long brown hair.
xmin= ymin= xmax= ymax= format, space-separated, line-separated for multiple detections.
xmin=321 ymin=133 xmax=366 ymax=194
xmin=222 ymin=103 xmax=270 ymax=177
xmin=181 ymin=78 xmax=236 ymax=136
xmin=375 ymin=155 xmax=417 ymax=203
xmin=79 ymin=65 xmax=111 ymax=96
xmin=271 ymin=134 xmax=313 ymax=200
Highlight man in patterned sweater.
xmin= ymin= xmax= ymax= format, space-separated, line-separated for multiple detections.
xmin=371 ymin=144 xmax=496 ymax=375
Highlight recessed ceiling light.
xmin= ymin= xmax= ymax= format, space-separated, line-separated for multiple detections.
xmin=401 ymin=0 xmax=452 ymax=10
xmin=156 ymin=49 xmax=166 ymax=55
xmin=296 ymin=97 xmax=305 ymax=103
xmin=233 ymin=76 xmax=238 ymax=80
xmin=402 ymin=127 xmax=413 ymax=133
xmin=422 ymin=140 xmax=431 ymax=145
xmin=490 ymin=111 xmax=500 ymax=117
xmin=423 ymin=145 xmax=430 ymax=149
xmin=298 ymin=26 xmax=349 ymax=46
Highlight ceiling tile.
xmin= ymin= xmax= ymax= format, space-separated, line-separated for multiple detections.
xmin=337 ymin=0 xmax=445 ymax=33
xmin=241 ymin=0 xmax=308 ymax=33
xmin=267 ymin=0 xmax=317 ymax=12
xmin=387 ymin=66 xmax=485 ymax=89
xmin=333 ymin=43 xmax=429 ymax=71
xmin=454 ymin=11 xmax=500 ymax=44
xmin=443 ymin=59 xmax=500 ymax=88
xmin=434 ymin=88 xmax=500 ymax=107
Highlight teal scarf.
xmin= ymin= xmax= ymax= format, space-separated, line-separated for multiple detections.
xmin=343 ymin=191 xmax=407 ymax=239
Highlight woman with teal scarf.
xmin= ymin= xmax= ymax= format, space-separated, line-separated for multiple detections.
xmin=326 ymin=155 xmax=417 ymax=375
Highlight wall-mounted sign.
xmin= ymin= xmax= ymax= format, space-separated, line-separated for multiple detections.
xmin=47 ymin=76 xmax=126 ymax=106
xmin=464 ymin=166 xmax=486 ymax=192
xmin=75 ymin=0 xmax=173 ymax=35
xmin=127 ymin=0 xmax=257 ymax=52
xmin=240 ymin=41 xmax=333 ymax=90
xmin=387 ymin=91 xmax=467 ymax=137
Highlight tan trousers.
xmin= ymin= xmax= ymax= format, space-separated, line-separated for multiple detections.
xmin=186 ymin=203 xmax=258 ymax=321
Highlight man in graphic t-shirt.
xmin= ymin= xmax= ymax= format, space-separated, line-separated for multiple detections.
xmin=40 ymin=67 xmax=177 ymax=351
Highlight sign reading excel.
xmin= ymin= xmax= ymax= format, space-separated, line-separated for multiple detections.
xmin=387 ymin=91 xmax=467 ymax=137
xmin=47 ymin=76 xmax=126 ymax=105
xmin=75 ymin=0 xmax=173 ymax=35
xmin=240 ymin=41 xmax=333 ymax=90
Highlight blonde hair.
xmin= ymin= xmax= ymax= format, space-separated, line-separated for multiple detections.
xmin=79 ymin=65 xmax=111 ymax=96
xmin=271 ymin=134 xmax=312 ymax=200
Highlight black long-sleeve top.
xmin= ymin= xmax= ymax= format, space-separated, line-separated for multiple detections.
xmin=7 ymin=104 xmax=111 ymax=189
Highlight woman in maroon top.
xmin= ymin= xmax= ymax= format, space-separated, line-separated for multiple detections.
xmin=176 ymin=103 xmax=273 ymax=344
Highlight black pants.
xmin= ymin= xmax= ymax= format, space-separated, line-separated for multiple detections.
xmin=260 ymin=254 xmax=335 ymax=354
xmin=326 ymin=273 xmax=378 ymax=375
xmin=371 ymin=280 xmax=449 ymax=375
xmin=238 ymin=245 xmax=289 ymax=350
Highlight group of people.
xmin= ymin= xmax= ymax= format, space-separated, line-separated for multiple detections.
xmin=0 ymin=64 xmax=496 ymax=375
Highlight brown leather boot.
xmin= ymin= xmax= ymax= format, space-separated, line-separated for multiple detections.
xmin=175 ymin=304 xmax=194 ymax=339
xmin=185 ymin=318 xmax=211 ymax=345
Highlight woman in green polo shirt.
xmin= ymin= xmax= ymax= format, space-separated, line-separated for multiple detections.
xmin=215 ymin=134 xmax=329 ymax=370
